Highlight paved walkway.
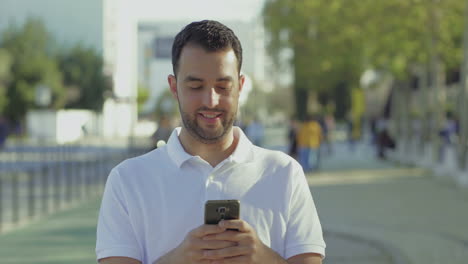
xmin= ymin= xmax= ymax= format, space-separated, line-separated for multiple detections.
xmin=310 ymin=142 xmax=468 ymax=264
xmin=0 ymin=141 xmax=467 ymax=264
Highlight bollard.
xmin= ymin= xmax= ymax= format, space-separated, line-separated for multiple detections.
xmin=27 ymin=169 xmax=35 ymax=219
xmin=11 ymin=171 xmax=19 ymax=224
xmin=0 ymin=170 xmax=3 ymax=232
xmin=41 ymin=165 xmax=49 ymax=215
xmin=53 ymin=162 xmax=61 ymax=211
xmin=65 ymin=159 xmax=72 ymax=204
xmin=77 ymin=160 xmax=83 ymax=201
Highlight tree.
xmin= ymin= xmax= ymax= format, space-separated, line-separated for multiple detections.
xmin=0 ymin=49 xmax=12 ymax=113
xmin=263 ymin=0 xmax=366 ymax=120
xmin=263 ymin=0 xmax=464 ymax=122
xmin=0 ymin=17 xmax=64 ymax=123
xmin=58 ymin=45 xmax=110 ymax=111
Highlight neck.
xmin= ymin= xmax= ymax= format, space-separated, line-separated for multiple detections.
xmin=178 ymin=127 xmax=239 ymax=167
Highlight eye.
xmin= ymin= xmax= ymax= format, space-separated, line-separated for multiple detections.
xmin=189 ymin=86 xmax=202 ymax=90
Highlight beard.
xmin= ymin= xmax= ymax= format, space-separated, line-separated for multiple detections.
xmin=179 ymin=105 xmax=236 ymax=144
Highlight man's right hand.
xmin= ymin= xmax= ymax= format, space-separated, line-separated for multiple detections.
xmin=154 ymin=224 xmax=236 ymax=264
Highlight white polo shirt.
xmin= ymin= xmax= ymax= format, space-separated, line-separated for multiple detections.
xmin=96 ymin=127 xmax=326 ymax=264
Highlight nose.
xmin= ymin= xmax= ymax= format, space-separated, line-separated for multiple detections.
xmin=203 ymin=88 xmax=220 ymax=108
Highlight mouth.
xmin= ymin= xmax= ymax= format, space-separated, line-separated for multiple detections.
xmin=198 ymin=112 xmax=223 ymax=123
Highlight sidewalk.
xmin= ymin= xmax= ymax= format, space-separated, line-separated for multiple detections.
xmin=0 ymin=141 xmax=466 ymax=264
xmin=310 ymin=142 xmax=468 ymax=264
xmin=0 ymin=199 xmax=100 ymax=264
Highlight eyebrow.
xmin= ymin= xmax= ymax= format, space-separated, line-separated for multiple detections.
xmin=216 ymin=76 xmax=233 ymax=82
xmin=183 ymin=76 xmax=203 ymax=82
xmin=183 ymin=75 xmax=234 ymax=83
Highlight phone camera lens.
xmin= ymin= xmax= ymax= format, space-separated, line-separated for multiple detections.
xmin=218 ymin=207 xmax=226 ymax=213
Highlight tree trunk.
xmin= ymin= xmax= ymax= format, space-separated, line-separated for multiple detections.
xmin=458 ymin=0 xmax=468 ymax=170
xmin=428 ymin=0 xmax=446 ymax=163
xmin=418 ymin=66 xmax=430 ymax=153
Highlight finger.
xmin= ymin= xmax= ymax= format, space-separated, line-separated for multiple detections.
xmin=203 ymin=245 xmax=249 ymax=259
xmin=190 ymin=224 xmax=226 ymax=238
xmin=211 ymin=255 xmax=249 ymax=264
xmin=199 ymin=239 xmax=238 ymax=250
xmin=219 ymin=219 xmax=251 ymax=233
xmin=202 ymin=230 xmax=248 ymax=242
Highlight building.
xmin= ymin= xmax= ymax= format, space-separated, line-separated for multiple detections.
xmin=137 ymin=19 xmax=268 ymax=114
xmin=0 ymin=0 xmax=138 ymax=139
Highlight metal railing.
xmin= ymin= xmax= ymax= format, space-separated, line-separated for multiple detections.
xmin=0 ymin=140 xmax=149 ymax=233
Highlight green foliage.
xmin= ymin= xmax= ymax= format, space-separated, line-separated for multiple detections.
xmin=0 ymin=49 xmax=12 ymax=113
xmin=0 ymin=17 xmax=64 ymax=122
xmin=58 ymin=45 xmax=109 ymax=111
xmin=137 ymin=84 xmax=150 ymax=113
xmin=154 ymin=89 xmax=178 ymax=119
xmin=242 ymin=79 xmax=294 ymax=120
xmin=262 ymin=0 xmax=464 ymax=120
xmin=0 ymin=17 xmax=109 ymax=123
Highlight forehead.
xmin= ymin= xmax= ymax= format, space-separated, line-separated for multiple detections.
xmin=177 ymin=45 xmax=238 ymax=77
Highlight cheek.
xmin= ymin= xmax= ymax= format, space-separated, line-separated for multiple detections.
xmin=179 ymin=93 xmax=199 ymax=107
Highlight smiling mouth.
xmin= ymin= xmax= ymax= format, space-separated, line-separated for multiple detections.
xmin=200 ymin=113 xmax=222 ymax=118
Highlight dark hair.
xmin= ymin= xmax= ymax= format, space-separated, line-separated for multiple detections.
xmin=171 ymin=20 xmax=243 ymax=76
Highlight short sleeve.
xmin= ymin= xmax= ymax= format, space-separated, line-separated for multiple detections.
xmin=284 ymin=166 xmax=326 ymax=259
xmin=96 ymin=168 xmax=142 ymax=262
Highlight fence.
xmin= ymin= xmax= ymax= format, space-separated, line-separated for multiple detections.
xmin=0 ymin=140 xmax=148 ymax=233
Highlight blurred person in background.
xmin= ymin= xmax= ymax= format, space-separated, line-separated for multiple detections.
xmin=151 ymin=115 xmax=173 ymax=149
xmin=438 ymin=111 xmax=459 ymax=162
xmin=297 ymin=114 xmax=322 ymax=172
xmin=376 ymin=117 xmax=395 ymax=159
xmin=96 ymin=20 xmax=325 ymax=264
xmin=288 ymin=118 xmax=299 ymax=159
xmin=321 ymin=113 xmax=335 ymax=156
xmin=0 ymin=116 xmax=8 ymax=149
xmin=245 ymin=117 xmax=264 ymax=147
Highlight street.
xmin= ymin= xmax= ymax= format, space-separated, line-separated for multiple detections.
xmin=0 ymin=137 xmax=467 ymax=264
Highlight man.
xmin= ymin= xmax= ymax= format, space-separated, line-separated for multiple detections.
xmin=96 ymin=20 xmax=326 ymax=264
xmin=297 ymin=115 xmax=322 ymax=172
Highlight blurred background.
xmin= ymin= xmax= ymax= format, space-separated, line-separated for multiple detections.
xmin=0 ymin=0 xmax=467 ymax=263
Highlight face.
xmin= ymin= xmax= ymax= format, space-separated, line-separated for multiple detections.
xmin=168 ymin=45 xmax=244 ymax=144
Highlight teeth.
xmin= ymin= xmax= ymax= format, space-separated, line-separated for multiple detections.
xmin=203 ymin=114 xmax=217 ymax=118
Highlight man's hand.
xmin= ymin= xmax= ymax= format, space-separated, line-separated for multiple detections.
xmin=201 ymin=219 xmax=288 ymax=264
xmin=154 ymin=224 xmax=236 ymax=264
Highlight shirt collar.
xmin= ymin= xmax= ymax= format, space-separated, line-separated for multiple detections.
xmin=166 ymin=126 xmax=255 ymax=168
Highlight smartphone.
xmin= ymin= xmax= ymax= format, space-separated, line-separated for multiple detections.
xmin=204 ymin=199 xmax=240 ymax=225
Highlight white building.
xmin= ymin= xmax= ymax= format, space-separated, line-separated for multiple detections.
xmin=137 ymin=19 xmax=269 ymax=113
xmin=0 ymin=0 xmax=138 ymax=140
xmin=0 ymin=1 xmax=270 ymax=141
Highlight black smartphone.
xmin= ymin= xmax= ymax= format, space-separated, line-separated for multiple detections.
xmin=204 ymin=199 xmax=240 ymax=225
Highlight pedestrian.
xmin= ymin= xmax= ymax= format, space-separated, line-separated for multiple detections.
xmin=287 ymin=118 xmax=299 ymax=158
xmin=245 ymin=117 xmax=264 ymax=147
xmin=323 ymin=113 xmax=335 ymax=155
xmin=297 ymin=114 xmax=322 ymax=172
xmin=96 ymin=20 xmax=326 ymax=264
xmin=438 ymin=111 xmax=458 ymax=162
xmin=150 ymin=115 xmax=173 ymax=149
xmin=0 ymin=116 xmax=8 ymax=149
xmin=375 ymin=117 xmax=395 ymax=159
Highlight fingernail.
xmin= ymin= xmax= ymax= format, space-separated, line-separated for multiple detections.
xmin=219 ymin=220 xmax=225 ymax=227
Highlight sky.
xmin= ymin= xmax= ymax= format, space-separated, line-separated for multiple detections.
xmin=132 ymin=0 xmax=266 ymax=22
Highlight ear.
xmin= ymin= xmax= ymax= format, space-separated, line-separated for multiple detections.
xmin=168 ymin=74 xmax=178 ymax=99
xmin=238 ymin=74 xmax=245 ymax=93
